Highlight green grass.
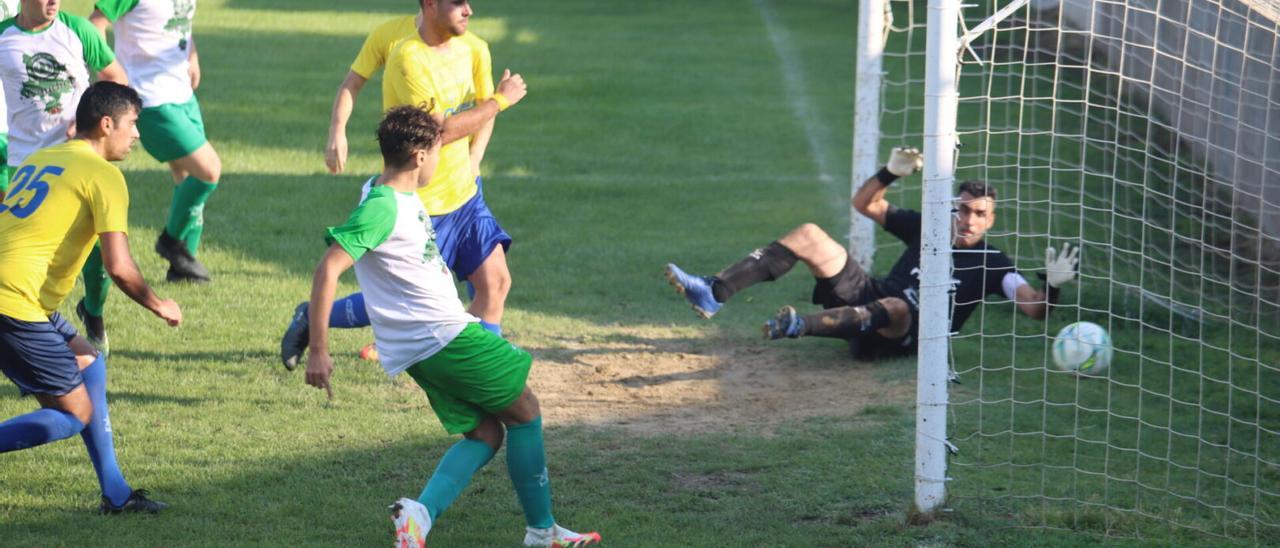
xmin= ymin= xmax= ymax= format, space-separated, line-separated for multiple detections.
xmin=0 ymin=0 xmax=1274 ymax=546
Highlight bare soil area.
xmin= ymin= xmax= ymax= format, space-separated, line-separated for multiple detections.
xmin=525 ymin=329 xmax=914 ymax=435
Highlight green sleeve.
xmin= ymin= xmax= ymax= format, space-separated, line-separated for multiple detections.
xmin=93 ymin=0 xmax=140 ymax=22
xmin=324 ymin=190 xmax=398 ymax=261
xmin=62 ymin=13 xmax=116 ymax=72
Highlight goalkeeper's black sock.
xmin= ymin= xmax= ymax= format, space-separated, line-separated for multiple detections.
xmin=711 ymin=241 xmax=798 ymax=302
xmin=801 ymin=301 xmax=891 ymax=338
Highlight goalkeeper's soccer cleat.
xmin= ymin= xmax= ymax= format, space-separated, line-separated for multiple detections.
xmin=523 ymin=524 xmax=602 ymax=547
xmin=280 ymin=302 xmax=309 ymax=371
xmin=390 ymin=498 xmax=431 ymax=548
xmin=99 ymin=489 xmax=167 ymax=515
xmin=762 ymin=305 xmax=806 ymax=340
xmin=155 ymin=232 xmax=211 ymax=283
xmin=75 ymin=299 xmax=109 ymax=356
xmin=664 ymin=263 xmax=721 ymax=319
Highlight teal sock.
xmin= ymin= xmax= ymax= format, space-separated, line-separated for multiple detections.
xmin=418 ymin=438 xmax=495 ymax=520
xmin=506 ymin=416 xmax=554 ymax=529
xmin=165 ymin=176 xmax=217 ymax=256
xmin=81 ymin=242 xmax=110 ymax=317
xmin=184 ymin=221 xmax=204 ymax=256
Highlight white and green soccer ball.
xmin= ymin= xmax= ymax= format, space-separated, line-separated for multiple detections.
xmin=1052 ymin=321 xmax=1112 ymax=375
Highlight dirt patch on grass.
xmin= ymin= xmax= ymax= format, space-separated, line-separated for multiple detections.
xmin=524 ymin=329 xmax=913 ymax=436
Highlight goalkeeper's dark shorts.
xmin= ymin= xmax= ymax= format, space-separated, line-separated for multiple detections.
xmin=811 ymin=258 xmax=918 ymax=360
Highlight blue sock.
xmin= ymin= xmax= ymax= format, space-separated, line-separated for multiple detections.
xmin=506 ymin=416 xmax=554 ymax=529
xmin=479 ymin=321 xmax=502 ymax=337
xmin=80 ymin=354 xmax=132 ymax=506
xmin=418 ymin=438 xmax=495 ymax=520
xmin=0 ymin=408 xmax=84 ymax=453
xmin=329 ymin=293 xmax=370 ymax=328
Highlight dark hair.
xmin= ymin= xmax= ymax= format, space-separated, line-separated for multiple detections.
xmin=957 ymin=180 xmax=996 ymax=201
xmin=377 ymin=105 xmax=443 ymax=168
xmin=74 ymin=81 xmax=142 ymax=135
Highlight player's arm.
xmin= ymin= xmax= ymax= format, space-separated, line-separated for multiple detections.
xmin=467 ymin=44 xmax=497 ymax=176
xmin=1014 ymin=283 xmax=1049 ymax=320
xmin=187 ymin=35 xmax=200 ymax=90
xmin=305 ymin=245 xmax=355 ymax=396
xmin=88 ymin=9 xmax=111 ymax=34
xmin=325 ymin=71 xmax=368 ymax=174
xmin=1009 ymin=243 xmax=1080 ymax=320
xmin=438 ymin=69 xmax=527 ymax=146
xmin=97 ymin=232 xmax=181 ymax=326
xmin=853 ymin=146 xmax=922 ymax=227
xmin=97 ymin=61 xmax=128 ymax=85
xmin=469 ymin=117 xmax=494 ymax=176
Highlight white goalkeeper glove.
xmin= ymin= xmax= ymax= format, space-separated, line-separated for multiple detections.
xmin=1044 ymin=243 xmax=1080 ymax=287
xmin=887 ymin=146 xmax=924 ymax=177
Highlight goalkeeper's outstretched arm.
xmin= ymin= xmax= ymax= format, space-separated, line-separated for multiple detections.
xmin=853 ymin=146 xmax=923 ymax=226
xmin=1013 ymin=243 xmax=1080 ymax=320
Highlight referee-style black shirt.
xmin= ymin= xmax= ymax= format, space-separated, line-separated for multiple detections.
xmin=878 ymin=207 xmax=1019 ymax=334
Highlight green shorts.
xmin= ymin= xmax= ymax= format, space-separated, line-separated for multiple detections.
xmin=0 ymin=132 xmax=9 ymax=191
xmin=138 ymin=95 xmax=208 ymax=163
xmin=405 ymin=323 xmax=533 ymax=435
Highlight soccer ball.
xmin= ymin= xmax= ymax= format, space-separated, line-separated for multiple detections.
xmin=1052 ymin=321 xmax=1112 ymax=375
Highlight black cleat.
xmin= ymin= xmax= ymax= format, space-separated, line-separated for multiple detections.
xmin=99 ymin=489 xmax=168 ymax=515
xmin=75 ymin=299 xmax=109 ymax=355
xmin=155 ymin=231 xmax=211 ymax=283
xmin=280 ymin=302 xmax=309 ymax=371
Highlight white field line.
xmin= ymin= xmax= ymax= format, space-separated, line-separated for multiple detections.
xmin=754 ymin=0 xmax=837 ymax=185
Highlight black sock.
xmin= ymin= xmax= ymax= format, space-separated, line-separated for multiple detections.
xmin=711 ymin=241 xmax=798 ymax=302
xmin=801 ymin=301 xmax=891 ymax=338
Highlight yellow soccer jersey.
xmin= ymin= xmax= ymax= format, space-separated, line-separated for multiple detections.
xmin=0 ymin=140 xmax=129 ymax=321
xmin=350 ymin=15 xmax=416 ymax=80
xmin=383 ymin=32 xmax=494 ymax=215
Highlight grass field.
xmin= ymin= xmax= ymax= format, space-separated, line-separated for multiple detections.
xmin=0 ymin=0 xmax=1273 ymax=546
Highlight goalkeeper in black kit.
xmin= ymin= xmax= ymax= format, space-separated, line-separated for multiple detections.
xmin=663 ymin=147 xmax=1080 ymax=360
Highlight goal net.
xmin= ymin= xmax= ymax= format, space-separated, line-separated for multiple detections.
xmin=858 ymin=0 xmax=1280 ymax=540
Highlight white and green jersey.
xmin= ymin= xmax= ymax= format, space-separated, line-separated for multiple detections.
xmin=326 ymin=181 xmax=478 ymax=377
xmin=0 ymin=12 xmax=115 ymax=166
xmin=95 ymin=0 xmax=195 ymax=108
xmin=0 ymin=0 xmax=19 ymax=134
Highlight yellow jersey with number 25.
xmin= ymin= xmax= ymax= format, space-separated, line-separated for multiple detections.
xmin=0 ymin=140 xmax=129 ymax=321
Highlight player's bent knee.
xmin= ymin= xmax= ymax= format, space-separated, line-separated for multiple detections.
xmin=881 ymin=297 xmax=910 ymax=317
xmin=464 ymin=416 xmax=506 ymax=450
xmin=39 ymin=388 xmax=93 ymax=425
xmin=476 ymin=270 xmax=511 ymax=298
xmin=176 ymin=145 xmax=222 ymax=183
xmin=497 ymin=388 xmax=540 ymax=426
xmin=876 ymin=297 xmax=913 ymax=339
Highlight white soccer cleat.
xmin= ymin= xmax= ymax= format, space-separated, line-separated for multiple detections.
xmin=523 ymin=524 xmax=602 ymax=547
xmin=390 ymin=498 xmax=432 ymax=548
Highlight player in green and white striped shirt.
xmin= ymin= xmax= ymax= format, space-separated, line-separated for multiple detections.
xmin=91 ymin=0 xmax=218 ymax=283
xmin=304 ymin=105 xmax=600 ymax=548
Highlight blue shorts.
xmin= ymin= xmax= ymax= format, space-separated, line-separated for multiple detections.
xmin=432 ymin=177 xmax=512 ymax=281
xmin=0 ymin=313 xmax=81 ymax=396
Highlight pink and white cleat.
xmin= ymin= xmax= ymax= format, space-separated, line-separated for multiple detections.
xmin=523 ymin=524 xmax=601 ymax=547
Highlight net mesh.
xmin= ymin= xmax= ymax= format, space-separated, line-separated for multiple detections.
xmin=872 ymin=0 xmax=1280 ymax=540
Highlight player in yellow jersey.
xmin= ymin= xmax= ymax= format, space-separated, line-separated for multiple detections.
xmin=282 ymin=0 xmax=527 ymax=369
xmin=0 ymin=82 xmax=182 ymax=513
